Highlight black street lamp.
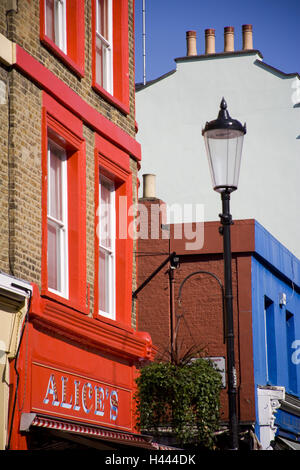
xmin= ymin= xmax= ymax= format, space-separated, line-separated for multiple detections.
xmin=202 ymin=98 xmax=246 ymax=450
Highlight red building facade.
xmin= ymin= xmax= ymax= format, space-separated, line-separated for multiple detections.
xmin=0 ymin=1 xmax=157 ymax=450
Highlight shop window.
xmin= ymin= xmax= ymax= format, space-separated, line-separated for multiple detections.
xmin=94 ymin=134 xmax=133 ymax=326
xmin=42 ymin=93 xmax=87 ymax=312
xmin=92 ymin=0 xmax=129 ymax=114
xmin=40 ymin=0 xmax=85 ymax=77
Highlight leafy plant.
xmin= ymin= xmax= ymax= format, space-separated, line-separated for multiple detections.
xmin=134 ymin=358 xmax=222 ymax=449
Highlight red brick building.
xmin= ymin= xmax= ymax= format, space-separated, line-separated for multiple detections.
xmin=0 ymin=1 xmax=158 ymax=450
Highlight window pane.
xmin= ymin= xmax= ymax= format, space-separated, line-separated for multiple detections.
xmin=48 ymin=142 xmax=63 ymax=221
xmin=97 ymin=0 xmax=108 ymax=39
xmin=54 ymin=0 xmax=66 ymax=52
xmin=45 ymin=0 xmax=66 ymax=53
xmin=96 ymin=36 xmax=104 ymax=87
xmin=47 ymin=137 xmax=67 ymax=297
xmin=98 ymin=174 xmax=115 ymax=318
xmin=99 ymin=248 xmax=110 ymax=312
xmin=48 ymin=222 xmax=61 ymax=291
xmin=45 ymin=0 xmax=55 ymax=42
xmin=102 ymin=45 xmax=109 ymax=90
xmin=100 ymin=177 xmax=112 ymax=249
xmin=95 ymin=0 xmax=112 ymax=92
xmin=96 ymin=38 xmax=110 ymax=90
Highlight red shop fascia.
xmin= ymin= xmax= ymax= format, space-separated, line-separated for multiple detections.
xmin=7 ymin=44 xmax=156 ymax=450
xmin=7 ymin=283 xmax=155 ymax=450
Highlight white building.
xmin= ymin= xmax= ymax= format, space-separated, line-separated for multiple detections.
xmin=136 ymin=26 xmax=300 ymax=258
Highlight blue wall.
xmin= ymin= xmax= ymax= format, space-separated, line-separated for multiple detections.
xmin=251 ymin=221 xmax=300 ymax=439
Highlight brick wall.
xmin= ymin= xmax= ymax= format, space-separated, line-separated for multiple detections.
xmin=0 ymin=65 xmax=9 ymax=273
xmin=7 ymin=70 xmax=42 ymax=285
xmin=83 ymin=124 xmax=96 ymax=316
xmin=3 ymin=1 xmax=136 ymax=136
xmin=137 ymin=199 xmax=256 ymax=424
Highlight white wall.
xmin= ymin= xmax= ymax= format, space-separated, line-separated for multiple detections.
xmin=136 ymin=52 xmax=300 ymax=258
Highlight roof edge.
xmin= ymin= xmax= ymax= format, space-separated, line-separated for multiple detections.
xmin=174 ymin=48 xmax=264 ymax=63
xmin=254 ymin=58 xmax=300 ymax=80
xmin=136 ymin=49 xmax=300 ymax=91
xmin=136 ymin=68 xmax=176 ymax=92
xmin=254 ymin=220 xmax=300 ymax=288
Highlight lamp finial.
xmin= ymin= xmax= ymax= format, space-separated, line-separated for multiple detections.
xmin=220 ymin=97 xmax=227 ymax=110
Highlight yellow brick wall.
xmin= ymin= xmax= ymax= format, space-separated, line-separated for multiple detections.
xmin=0 ymin=66 xmax=9 ymax=274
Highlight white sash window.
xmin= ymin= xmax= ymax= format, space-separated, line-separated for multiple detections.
xmin=95 ymin=0 xmax=113 ymax=93
xmin=47 ymin=139 xmax=68 ymax=297
xmin=45 ymin=0 xmax=67 ymax=53
xmin=98 ymin=174 xmax=115 ymax=319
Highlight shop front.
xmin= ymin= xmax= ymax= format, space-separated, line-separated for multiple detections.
xmin=7 ymin=286 xmax=158 ymax=450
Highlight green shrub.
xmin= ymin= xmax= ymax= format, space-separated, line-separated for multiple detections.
xmin=134 ymin=359 xmax=222 ymax=449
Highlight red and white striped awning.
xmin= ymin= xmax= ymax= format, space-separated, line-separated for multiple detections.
xmin=20 ymin=413 xmax=174 ymax=450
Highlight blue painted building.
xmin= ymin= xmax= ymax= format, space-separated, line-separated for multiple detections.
xmin=251 ymin=221 xmax=300 ymax=449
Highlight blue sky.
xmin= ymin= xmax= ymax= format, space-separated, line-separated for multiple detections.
xmin=134 ymin=0 xmax=300 ymax=84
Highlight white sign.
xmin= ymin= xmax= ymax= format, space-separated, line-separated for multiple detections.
xmin=206 ymin=357 xmax=226 ymax=388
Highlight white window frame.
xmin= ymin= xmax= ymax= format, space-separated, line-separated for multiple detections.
xmin=95 ymin=0 xmax=113 ymax=94
xmin=98 ymin=174 xmax=116 ymax=320
xmin=47 ymin=139 xmax=69 ymax=298
xmin=45 ymin=0 xmax=67 ymax=54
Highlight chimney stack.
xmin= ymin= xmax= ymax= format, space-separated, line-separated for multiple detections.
xmin=205 ymin=29 xmax=215 ymax=54
xmin=224 ymin=26 xmax=234 ymax=52
xmin=242 ymin=24 xmax=253 ymax=50
xmin=186 ymin=30 xmax=197 ymax=56
xmin=143 ymin=174 xmax=156 ymax=199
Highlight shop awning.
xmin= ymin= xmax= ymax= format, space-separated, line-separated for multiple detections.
xmin=276 ymin=436 xmax=300 ymax=450
xmin=20 ymin=413 xmax=175 ymax=450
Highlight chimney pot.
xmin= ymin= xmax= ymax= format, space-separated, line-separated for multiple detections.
xmin=224 ymin=26 xmax=234 ymax=52
xmin=143 ymin=174 xmax=156 ymax=199
xmin=205 ymin=28 xmax=215 ymax=54
xmin=186 ymin=30 xmax=197 ymax=56
xmin=242 ymin=24 xmax=253 ymax=50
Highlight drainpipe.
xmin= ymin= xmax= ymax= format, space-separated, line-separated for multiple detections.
xmin=169 ymin=265 xmax=176 ymax=363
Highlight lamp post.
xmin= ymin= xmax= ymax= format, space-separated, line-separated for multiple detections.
xmin=202 ymin=98 xmax=246 ymax=450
